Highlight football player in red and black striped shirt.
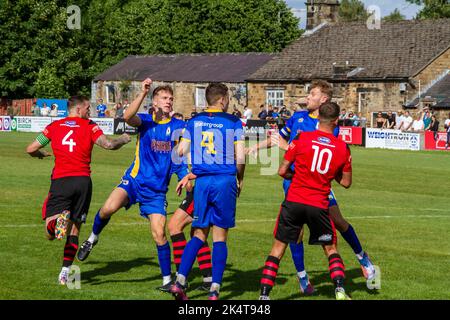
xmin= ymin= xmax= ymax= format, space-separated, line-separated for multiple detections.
xmin=259 ymin=102 xmax=352 ymax=300
xmin=26 ymin=96 xmax=131 ymax=285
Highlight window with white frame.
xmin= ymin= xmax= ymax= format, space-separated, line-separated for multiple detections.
xmin=266 ymin=89 xmax=284 ymax=107
xmin=105 ymin=84 xmax=116 ymax=104
xmin=195 ymin=87 xmax=207 ymax=109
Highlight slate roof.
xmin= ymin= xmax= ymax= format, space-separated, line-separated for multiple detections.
xmin=406 ymin=73 xmax=450 ymax=108
xmin=249 ymin=19 xmax=450 ymax=82
xmin=94 ymin=53 xmax=275 ymax=83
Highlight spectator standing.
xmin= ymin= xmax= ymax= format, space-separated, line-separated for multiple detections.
xmin=280 ymin=105 xmax=291 ymax=119
xmin=401 ymin=111 xmax=413 ymax=131
xmin=115 ymin=102 xmax=124 ymax=119
xmin=385 ymin=111 xmax=396 ymax=129
xmin=410 ymin=113 xmax=424 ymax=132
xmin=444 ymin=113 xmax=450 ymax=149
xmin=258 ymin=104 xmax=267 ymax=120
xmin=427 ymin=115 xmax=440 ymax=140
xmin=123 ymin=99 xmax=130 ymax=111
xmin=49 ymin=104 xmax=58 ymax=117
xmin=96 ymin=99 xmax=107 ymax=118
xmin=395 ymin=110 xmax=405 ymax=130
xmin=375 ymin=112 xmax=386 ymax=129
xmin=345 ymin=110 xmax=357 ymax=126
xmin=266 ymin=105 xmax=274 ymax=120
xmin=243 ymin=106 xmax=253 ymax=120
xmin=272 ymin=107 xmax=280 ymax=119
xmin=31 ymin=102 xmax=41 ymax=116
xmin=232 ymin=106 xmax=242 ymax=118
xmin=423 ymin=108 xmax=432 ymax=130
xmin=41 ymin=103 xmax=51 ymax=117
xmin=190 ymin=108 xmax=198 ymax=118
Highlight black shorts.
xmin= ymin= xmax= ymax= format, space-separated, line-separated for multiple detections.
xmin=42 ymin=176 xmax=92 ymax=223
xmin=178 ymin=190 xmax=194 ymax=216
xmin=274 ymin=200 xmax=336 ymax=245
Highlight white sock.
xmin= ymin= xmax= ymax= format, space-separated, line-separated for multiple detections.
xmin=88 ymin=232 xmax=98 ymax=243
xmin=203 ymin=276 xmax=212 ymax=283
xmin=61 ymin=266 xmax=70 ymax=273
xmin=356 ymin=251 xmax=364 ymax=260
xmin=163 ymin=275 xmax=172 ymax=286
xmin=297 ymin=271 xmax=307 ymax=279
xmin=210 ymin=282 xmax=220 ymax=293
xmin=176 ymin=274 xmax=186 ymax=286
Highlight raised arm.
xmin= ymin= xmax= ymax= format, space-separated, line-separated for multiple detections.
xmin=124 ymin=78 xmax=152 ymax=127
xmin=95 ymin=134 xmax=131 ymax=150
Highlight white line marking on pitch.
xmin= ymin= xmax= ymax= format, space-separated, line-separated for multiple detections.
xmin=1 ymin=215 xmax=450 ymax=228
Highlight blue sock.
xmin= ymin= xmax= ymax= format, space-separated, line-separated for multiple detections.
xmin=156 ymin=242 xmax=172 ymax=277
xmin=340 ymin=224 xmax=363 ymax=255
xmin=178 ymin=237 xmax=204 ymax=278
xmin=92 ymin=211 xmax=110 ymax=235
xmin=212 ymin=241 xmax=228 ymax=286
xmin=289 ymin=242 xmax=305 ymax=273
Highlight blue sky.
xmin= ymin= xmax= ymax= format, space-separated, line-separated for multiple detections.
xmin=285 ymin=0 xmax=424 ymax=29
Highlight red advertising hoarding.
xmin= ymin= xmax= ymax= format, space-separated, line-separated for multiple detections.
xmin=424 ymin=131 xmax=449 ymax=151
xmin=339 ymin=126 xmax=363 ymax=145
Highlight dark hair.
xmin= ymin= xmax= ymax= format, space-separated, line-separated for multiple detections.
xmin=319 ymin=102 xmax=340 ymax=122
xmin=152 ymin=85 xmax=173 ymax=98
xmin=68 ymin=95 xmax=89 ymax=111
xmin=311 ymin=80 xmax=333 ymax=101
xmin=205 ymin=83 xmax=228 ymax=106
xmin=172 ymin=112 xmax=184 ymax=120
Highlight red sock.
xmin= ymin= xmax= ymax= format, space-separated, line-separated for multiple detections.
xmin=328 ymin=253 xmax=345 ymax=287
xmin=63 ymin=236 xmax=79 ymax=267
xmin=197 ymin=242 xmax=212 ymax=278
xmin=171 ymin=233 xmax=187 ymax=272
xmin=46 ymin=219 xmax=56 ymax=237
xmin=260 ymin=255 xmax=280 ymax=296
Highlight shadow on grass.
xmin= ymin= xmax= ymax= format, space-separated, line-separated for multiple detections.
xmin=186 ymin=263 xmax=289 ymax=300
xmin=80 ymin=257 xmax=163 ymax=285
xmin=279 ymin=268 xmax=381 ymax=300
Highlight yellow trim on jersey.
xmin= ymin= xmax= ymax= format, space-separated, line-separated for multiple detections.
xmin=180 ymin=137 xmax=191 ymax=142
xmin=205 ymin=109 xmax=222 ymax=113
xmin=234 ymin=140 xmax=244 ymax=144
xmin=152 ymin=113 xmax=171 ymax=124
xmin=130 ymin=134 xmax=141 ymax=178
xmin=309 ymin=113 xmax=318 ymax=119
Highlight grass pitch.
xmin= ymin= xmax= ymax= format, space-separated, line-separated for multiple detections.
xmin=0 ymin=132 xmax=449 ymax=300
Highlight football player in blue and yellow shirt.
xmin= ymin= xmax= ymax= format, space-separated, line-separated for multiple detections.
xmin=248 ymin=80 xmax=376 ymax=294
xmin=77 ymin=79 xmax=190 ymax=291
xmin=170 ymin=83 xmax=246 ymax=300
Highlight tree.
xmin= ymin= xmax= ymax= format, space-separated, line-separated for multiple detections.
xmin=338 ymin=0 xmax=369 ymax=22
xmin=406 ymin=0 xmax=450 ymax=19
xmin=383 ymin=8 xmax=405 ymax=22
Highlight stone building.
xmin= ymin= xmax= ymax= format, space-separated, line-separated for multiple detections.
xmin=305 ymin=0 xmax=340 ymax=30
xmin=92 ymin=53 xmax=273 ymax=117
xmin=247 ymin=3 xmax=450 ymax=125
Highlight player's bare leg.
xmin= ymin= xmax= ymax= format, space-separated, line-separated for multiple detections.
xmin=78 ymin=188 xmax=129 ymax=261
xmin=322 ymin=244 xmax=350 ymax=300
xmin=168 ymin=208 xmax=213 ymax=291
xmin=59 ymin=221 xmax=81 ymax=285
xmin=329 ymin=204 xmax=376 ymax=280
xmin=148 ymin=213 xmax=173 ymax=292
xmin=259 ymin=239 xmax=288 ymax=300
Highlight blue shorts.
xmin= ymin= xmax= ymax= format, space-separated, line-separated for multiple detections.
xmin=283 ymin=179 xmax=338 ymax=208
xmin=117 ymin=174 xmax=167 ymax=218
xmin=193 ymin=175 xmax=237 ymax=229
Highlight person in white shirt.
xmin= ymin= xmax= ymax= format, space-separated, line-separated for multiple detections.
xmin=445 ymin=112 xmax=450 ymax=149
xmin=410 ymin=113 xmax=424 ymax=132
xmin=401 ymin=111 xmax=413 ymax=131
xmin=49 ymin=104 xmax=58 ymax=117
xmin=395 ymin=110 xmax=405 ymax=130
xmin=243 ymin=106 xmax=253 ymax=120
xmin=40 ymin=103 xmax=51 ymax=117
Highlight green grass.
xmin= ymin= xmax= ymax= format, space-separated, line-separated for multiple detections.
xmin=0 ymin=132 xmax=449 ymax=300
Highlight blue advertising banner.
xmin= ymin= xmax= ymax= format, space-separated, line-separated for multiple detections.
xmin=36 ymin=99 xmax=68 ymax=117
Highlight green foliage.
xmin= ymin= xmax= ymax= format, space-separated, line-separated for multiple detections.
xmin=383 ymin=8 xmax=406 ymax=22
xmin=338 ymin=0 xmax=369 ymax=22
xmin=0 ymin=0 xmax=301 ymax=99
xmin=406 ymin=0 xmax=450 ymax=19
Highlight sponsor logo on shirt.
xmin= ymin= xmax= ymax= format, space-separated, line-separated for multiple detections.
xmin=318 ymin=137 xmax=331 ymax=144
xmin=65 ymin=121 xmax=76 ymax=126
